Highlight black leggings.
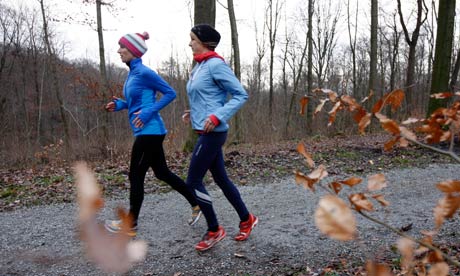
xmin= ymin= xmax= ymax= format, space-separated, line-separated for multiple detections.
xmin=129 ymin=135 xmax=197 ymax=224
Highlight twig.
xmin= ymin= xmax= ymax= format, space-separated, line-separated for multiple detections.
xmin=403 ymin=136 xmax=460 ymax=163
xmin=358 ymin=210 xmax=460 ymax=267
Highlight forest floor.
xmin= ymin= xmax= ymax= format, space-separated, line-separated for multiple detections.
xmin=1 ymin=133 xmax=460 ymax=275
xmin=0 ymin=133 xmax=454 ymax=212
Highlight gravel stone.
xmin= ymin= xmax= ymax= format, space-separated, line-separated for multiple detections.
xmin=1 ymin=164 xmax=459 ymax=275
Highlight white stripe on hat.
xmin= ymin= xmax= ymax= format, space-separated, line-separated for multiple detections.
xmin=125 ymin=33 xmax=147 ymax=53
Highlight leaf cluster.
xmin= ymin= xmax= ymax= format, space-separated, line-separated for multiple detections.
xmin=296 ymin=89 xmax=460 ymax=275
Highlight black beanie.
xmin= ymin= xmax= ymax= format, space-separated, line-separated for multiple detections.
xmin=191 ymin=24 xmax=221 ymax=49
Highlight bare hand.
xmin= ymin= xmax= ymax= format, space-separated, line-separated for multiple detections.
xmin=105 ymin=96 xmax=119 ymax=112
xmin=132 ymin=110 xmax=144 ymax=128
xmin=203 ymin=118 xmax=215 ymax=133
xmin=182 ymin=110 xmax=190 ymax=124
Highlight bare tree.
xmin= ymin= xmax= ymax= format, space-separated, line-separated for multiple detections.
xmin=396 ymin=0 xmax=428 ymax=115
xmin=381 ymin=12 xmax=402 ymax=92
xmin=346 ymin=0 xmax=359 ymax=96
xmin=223 ymin=0 xmax=243 ymax=143
xmin=38 ymin=0 xmax=71 ymax=153
xmin=312 ymin=0 xmax=340 ymax=88
xmin=369 ymin=0 xmax=378 ymax=94
xmin=428 ymin=0 xmax=456 ymax=115
xmin=265 ymin=0 xmax=283 ymax=125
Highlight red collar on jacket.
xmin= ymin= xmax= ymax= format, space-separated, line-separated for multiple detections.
xmin=193 ymin=51 xmax=224 ymax=63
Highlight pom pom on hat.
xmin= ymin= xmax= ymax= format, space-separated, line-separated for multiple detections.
xmin=119 ymin=32 xmax=149 ymax=57
xmin=191 ymin=24 xmax=221 ymax=49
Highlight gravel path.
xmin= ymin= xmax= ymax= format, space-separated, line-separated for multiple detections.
xmin=1 ymin=164 xmax=459 ymax=276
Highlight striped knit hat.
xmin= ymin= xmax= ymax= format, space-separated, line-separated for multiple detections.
xmin=119 ymin=32 xmax=149 ymax=57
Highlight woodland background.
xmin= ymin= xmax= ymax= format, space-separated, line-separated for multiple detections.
xmin=0 ymin=0 xmax=459 ymax=167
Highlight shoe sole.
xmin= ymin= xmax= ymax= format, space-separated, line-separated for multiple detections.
xmin=104 ymin=222 xmax=137 ymax=237
xmin=188 ymin=211 xmax=202 ymax=226
xmin=235 ymin=216 xmax=258 ymax=241
xmin=195 ymin=231 xmax=227 ymax=252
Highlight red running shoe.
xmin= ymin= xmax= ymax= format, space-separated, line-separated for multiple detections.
xmin=235 ymin=213 xmax=258 ymax=241
xmin=195 ymin=226 xmax=226 ymax=251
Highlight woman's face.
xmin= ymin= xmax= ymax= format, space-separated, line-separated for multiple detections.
xmin=189 ymin=32 xmax=208 ymax=55
xmin=117 ymin=44 xmax=135 ymax=63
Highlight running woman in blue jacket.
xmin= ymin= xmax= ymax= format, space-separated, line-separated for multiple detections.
xmin=183 ymin=24 xmax=258 ymax=251
xmin=104 ymin=31 xmax=201 ymax=236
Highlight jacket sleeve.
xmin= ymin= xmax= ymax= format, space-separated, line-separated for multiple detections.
xmin=137 ymin=70 xmax=177 ymax=124
xmin=208 ymin=60 xmax=248 ymax=123
xmin=145 ymin=70 xmax=177 ymax=112
xmin=114 ymin=98 xmax=128 ymax=111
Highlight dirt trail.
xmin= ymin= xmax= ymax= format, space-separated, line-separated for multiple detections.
xmin=1 ymin=164 xmax=459 ymax=276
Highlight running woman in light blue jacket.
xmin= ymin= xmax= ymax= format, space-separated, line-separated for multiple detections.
xmin=183 ymin=24 xmax=258 ymax=251
xmin=104 ymin=31 xmax=201 ymax=236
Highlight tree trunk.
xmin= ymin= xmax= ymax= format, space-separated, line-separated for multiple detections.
xmin=184 ymin=0 xmax=217 ymax=152
xmin=194 ymin=0 xmax=216 ymax=25
xmin=397 ymin=0 xmax=427 ymax=115
xmin=96 ymin=0 xmax=110 ymax=151
xmin=227 ymin=0 xmax=242 ymax=144
xmin=266 ymin=0 xmax=282 ymax=127
xmin=428 ymin=0 xmax=456 ymax=115
xmin=306 ymin=0 xmax=314 ymax=130
xmin=347 ymin=0 xmax=358 ymax=96
xmin=368 ymin=0 xmax=378 ymax=94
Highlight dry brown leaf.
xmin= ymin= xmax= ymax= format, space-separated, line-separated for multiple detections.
xmin=427 ymin=262 xmax=449 ymax=276
xmin=386 ymin=89 xmax=405 ymax=112
xmin=299 ymin=96 xmax=309 ymax=115
xmin=296 ymin=142 xmax=315 ymax=168
xmin=436 ymin=180 xmax=460 ymax=193
xmin=314 ymin=195 xmax=356 ymax=241
xmin=308 ymin=164 xmax=328 ymax=180
xmin=367 ymin=173 xmax=387 ymax=191
xmin=372 ymin=194 xmax=390 ymax=207
xmin=74 ymin=162 xmax=147 ymax=274
xmin=365 ymin=260 xmax=394 ymax=276
xmin=340 ymin=177 xmax=362 ymax=187
xmin=371 ymin=89 xmax=404 ymax=113
xmin=314 ymin=99 xmax=328 ymax=116
xmin=397 ymin=238 xmax=415 ymax=273
xmin=349 ymin=193 xmax=374 ymax=212
xmin=372 ymin=98 xmax=384 ymax=114
xmin=433 ymin=194 xmax=460 ymax=229
xmin=361 ymin=90 xmax=374 ymax=104
xmin=341 ymin=95 xmax=361 ymax=111
xmin=402 ymin=117 xmax=421 ymax=125
xmin=358 ymin=112 xmax=372 ymax=134
xmin=425 ymin=250 xmax=444 ymax=264
xmin=329 ymin=181 xmax=343 ymax=194
xmin=327 ymin=91 xmax=338 ymax=102
xmin=384 ymin=137 xmax=399 ymax=152
xmin=399 ymin=126 xmax=417 ymax=141
xmin=430 ymin=92 xmax=454 ymax=99
xmin=75 ymin=162 xmax=103 ymax=222
xmin=294 ymin=171 xmax=318 ymax=192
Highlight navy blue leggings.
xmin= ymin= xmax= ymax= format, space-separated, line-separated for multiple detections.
xmin=129 ymin=135 xmax=197 ymax=224
xmin=186 ymin=131 xmax=249 ymax=232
